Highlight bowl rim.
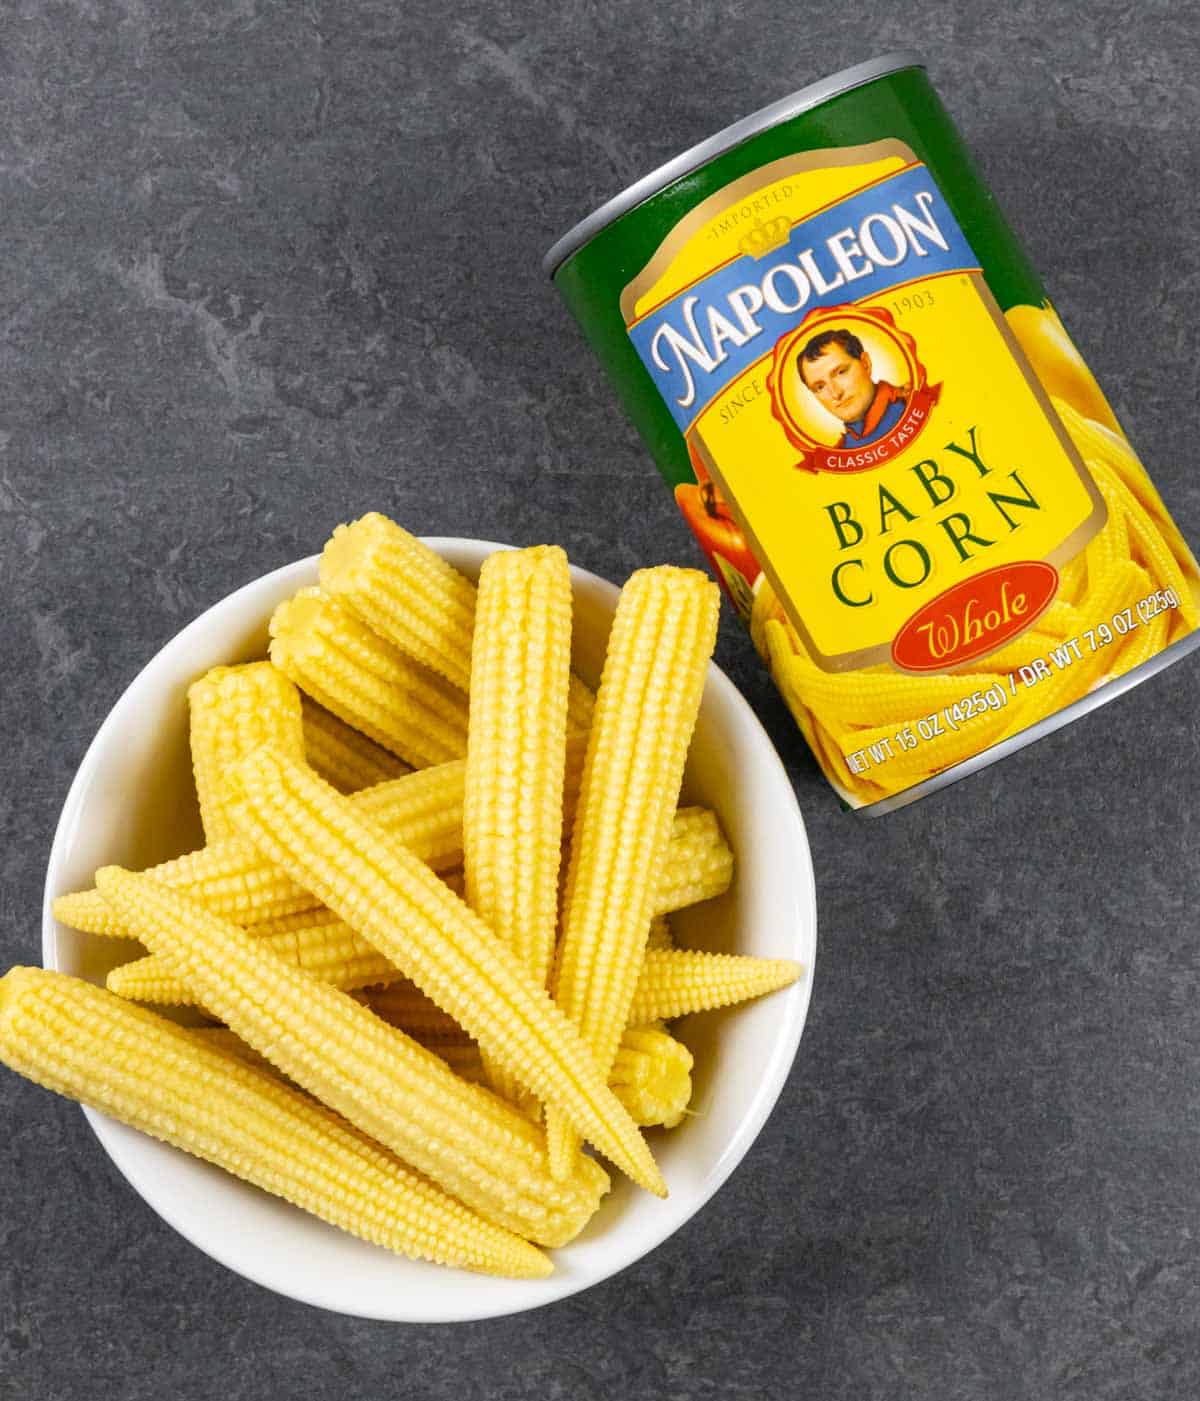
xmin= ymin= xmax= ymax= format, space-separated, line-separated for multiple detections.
xmin=40 ymin=539 xmax=817 ymax=1321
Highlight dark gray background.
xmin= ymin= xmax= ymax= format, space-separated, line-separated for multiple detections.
xmin=3 ymin=2 xmax=1199 ymax=1397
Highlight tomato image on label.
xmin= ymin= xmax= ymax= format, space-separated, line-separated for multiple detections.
xmin=674 ymin=477 xmax=760 ymax=620
xmin=891 ymin=561 xmax=1060 ymax=672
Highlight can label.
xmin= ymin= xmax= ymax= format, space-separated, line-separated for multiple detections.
xmin=622 ymin=140 xmax=1200 ymax=807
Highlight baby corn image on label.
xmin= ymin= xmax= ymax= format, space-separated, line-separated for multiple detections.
xmin=621 ymin=141 xmax=1200 ymax=809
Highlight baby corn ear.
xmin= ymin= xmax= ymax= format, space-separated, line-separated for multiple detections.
xmin=103 ymin=891 xmax=773 ymax=1014
xmin=188 ymin=664 xmax=306 ymax=844
xmin=359 ymin=979 xmax=466 ymax=1039
xmin=319 ymin=514 xmax=478 ymax=692
xmin=464 ymin=547 xmax=573 ymax=1103
xmin=465 ymin=546 xmax=572 ymax=990
xmin=548 ymin=567 xmax=719 ymax=1178
xmin=106 ymin=908 xmax=392 ymax=1007
xmin=628 ymin=950 xmax=803 ymax=1024
xmin=221 ymin=748 xmax=666 ymax=1197
xmin=0 ymin=966 xmax=550 ymax=1278
xmin=359 ymin=986 xmax=694 ymax=1129
xmin=52 ymin=776 xmax=730 ymax=942
xmin=94 ymin=868 xmax=610 ymax=1247
xmin=654 ymin=809 xmax=734 ymax=915
xmin=269 ymin=587 xmax=468 ymax=769
xmin=54 ymin=759 xmax=479 ymax=938
xmin=610 ymin=1028 xmax=694 ymax=1130
xmin=52 ymin=890 xmax=138 ymax=938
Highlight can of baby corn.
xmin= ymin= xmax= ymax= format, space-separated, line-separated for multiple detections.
xmin=545 ymin=52 xmax=1200 ymax=813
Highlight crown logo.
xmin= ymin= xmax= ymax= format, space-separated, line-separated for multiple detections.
xmin=736 ymin=214 xmax=791 ymax=260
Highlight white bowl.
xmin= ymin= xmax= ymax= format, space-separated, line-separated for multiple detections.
xmin=42 ymin=539 xmax=816 ymax=1322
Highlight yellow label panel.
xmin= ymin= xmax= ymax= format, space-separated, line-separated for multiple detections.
xmin=694 ymin=272 xmax=1104 ymax=666
xmin=624 ymin=141 xmax=1200 ymax=808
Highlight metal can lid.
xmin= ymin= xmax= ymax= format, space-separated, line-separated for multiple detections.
xmin=543 ymin=50 xmax=926 ymax=278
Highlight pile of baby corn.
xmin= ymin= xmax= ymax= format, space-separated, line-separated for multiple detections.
xmin=3 ymin=515 xmax=803 ymax=1279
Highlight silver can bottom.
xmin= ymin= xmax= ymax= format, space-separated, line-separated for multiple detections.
xmin=856 ymin=625 xmax=1200 ymax=817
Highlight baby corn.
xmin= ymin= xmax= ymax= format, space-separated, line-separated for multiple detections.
xmin=609 ymin=1028 xmax=694 ymax=1130
xmin=628 ymin=949 xmax=803 ymax=1024
xmin=0 ymin=967 xmax=550 ymax=1277
xmin=465 ymin=546 xmax=572 ymax=988
xmin=106 ymin=908 xmax=382 ymax=1006
xmin=427 ymin=1040 xmax=692 ymax=1129
xmin=189 ymin=664 xmax=306 ymax=844
xmin=94 ymin=868 xmax=610 ymax=1247
xmin=103 ymin=904 xmax=769 ymax=1013
xmin=107 ymin=937 xmax=792 ymax=1018
xmin=222 ymin=748 xmax=666 ymax=1196
xmin=464 ymin=547 xmax=573 ymax=1101
xmin=319 ymin=514 xmax=478 ymax=692
xmin=53 ymin=786 xmax=731 ymax=943
xmin=364 ymin=988 xmax=694 ymax=1130
xmin=301 ymin=697 xmax=410 ymax=793
xmin=548 ymin=567 xmax=719 ymax=1177
xmin=53 ymin=761 xmax=483 ymax=936
xmin=654 ymin=809 xmax=734 ymax=916
xmin=269 ymin=587 xmax=468 ymax=768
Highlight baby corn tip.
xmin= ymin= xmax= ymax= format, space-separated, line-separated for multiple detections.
xmin=513 ymin=1244 xmax=555 ymax=1280
xmin=51 ymin=893 xmax=88 ymax=924
xmin=757 ymin=960 xmax=804 ymax=993
xmin=94 ymin=865 xmax=134 ymax=901
xmin=626 ymin=1146 xmax=669 ymax=1200
xmin=0 ymin=965 xmax=31 ymax=1015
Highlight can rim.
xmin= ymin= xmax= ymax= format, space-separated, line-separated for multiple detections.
xmin=542 ymin=50 xmax=926 ymax=278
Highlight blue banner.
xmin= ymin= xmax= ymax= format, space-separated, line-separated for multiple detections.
xmin=628 ymin=165 xmax=979 ymax=431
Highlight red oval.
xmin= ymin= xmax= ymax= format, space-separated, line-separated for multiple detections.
xmin=891 ymin=561 xmax=1059 ymax=673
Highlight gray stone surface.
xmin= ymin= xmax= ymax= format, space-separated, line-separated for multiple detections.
xmin=3 ymin=1 xmax=1200 ymax=1395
